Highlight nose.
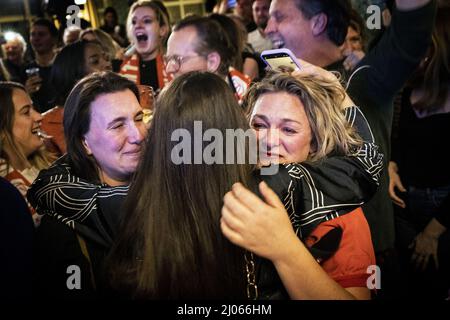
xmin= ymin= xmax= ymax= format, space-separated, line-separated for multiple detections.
xmin=102 ymin=55 xmax=113 ymax=71
xmin=128 ymin=121 xmax=145 ymax=144
xmin=165 ymin=59 xmax=177 ymax=76
xmin=341 ymin=41 xmax=351 ymax=56
xmin=135 ymin=19 xmax=145 ymax=29
xmin=259 ymin=128 xmax=280 ymax=151
xmin=32 ymin=108 xmax=43 ymax=122
xmin=264 ymin=16 xmax=276 ymax=35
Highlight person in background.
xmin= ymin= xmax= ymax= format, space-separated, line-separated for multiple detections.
xmin=209 ymin=13 xmax=259 ymax=81
xmin=165 ymin=15 xmax=251 ymax=103
xmin=0 ymin=82 xmax=54 ymax=226
xmin=62 ymin=26 xmax=82 ymax=46
xmin=1 ymin=31 xmax=27 ymax=83
xmin=248 ymin=0 xmax=273 ymax=54
xmin=80 ymin=28 xmax=124 ymax=72
xmin=340 ymin=9 xmax=367 ymax=72
xmin=42 ymin=40 xmax=112 ymax=156
xmin=120 ymin=0 xmax=171 ymax=93
xmin=100 ymin=6 xmax=129 ymax=48
xmin=24 ymin=18 xmax=58 ymax=113
xmin=390 ymin=2 xmax=450 ymax=299
xmin=214 ymin=0 xmax=257 ymax=32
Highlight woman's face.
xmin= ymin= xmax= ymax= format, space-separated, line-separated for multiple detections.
xmin=250 ymin=92 xmax=312 ymax=165
xmin=11 ymin=89 xmax=44 ymax=157
xmin=83 ymin=89 xmax=147 ymax=186
xmin=130 ymin=6 xmax=165 ymax=60
xmin=83 ymin=43 xmax=112 ymax=74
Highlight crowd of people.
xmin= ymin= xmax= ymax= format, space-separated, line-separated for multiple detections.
xmin=0 ymin=0 xmax=448 ymax=301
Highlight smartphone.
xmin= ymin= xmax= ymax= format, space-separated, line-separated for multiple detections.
xmin=25 ymin=67 xmax=40 ymax=78
xmin=260 ymin=48 xmax=302 ymax=71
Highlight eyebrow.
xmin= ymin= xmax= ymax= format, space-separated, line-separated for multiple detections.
xmin=19 ymin=104 xmax=32 ymax=112
xmin=106 ymin=110 xmax=143 ymax=128
xmin=133 ymin=15 xmax=155 ymax=20
xmin=252 ymin=114 xmax=302 ymax=125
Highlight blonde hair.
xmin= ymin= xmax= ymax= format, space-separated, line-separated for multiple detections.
xmin=244 ymin=72 xmax=362 ymax=162
xmin=126 ymin=0 xmax=170 ymax=45
xmin=81 ymin=28 xmax=120 ymax=60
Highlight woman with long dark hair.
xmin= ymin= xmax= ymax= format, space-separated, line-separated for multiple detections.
xmin=390 ymin=2 xmax=450 ymax=299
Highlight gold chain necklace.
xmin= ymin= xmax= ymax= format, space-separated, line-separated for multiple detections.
xmin=245 ymin=251 xmax=258 ymax=300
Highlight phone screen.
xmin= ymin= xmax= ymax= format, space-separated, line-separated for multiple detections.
xmin=264 ymin=54 xmax=300 ymax=71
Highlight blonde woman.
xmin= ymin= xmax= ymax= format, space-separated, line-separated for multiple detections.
xmin=0 ymin=82 xmax=54 ymax=225
xmin=120 ymin=0 xmax=171 ymax=92
xmin=221 ymin=71 xmax=379 ymax=299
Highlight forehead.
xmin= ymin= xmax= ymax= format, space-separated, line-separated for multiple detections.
xmin=31 ymin=25 xmax=50 ymax=34
xmin=132 ymin=6 xmax=157 ymax=18
xmin=5 ymin=39 xmax=22 ymax=47
xmin=253 ymin=91 xmax=306 ymax=121
xmin=168 ymin=27 xmax=199 ymax=52
xmin=270 ymin=0 xmax=300 ymax=14
xmin=89 ymin=89 xmax=140 ymax=120
xmin=12 ymin=88 xmax=32 ymax=108
xmin=85 ymin=42 xmax=102 ymax=54
xmin=254 ymin=0 xmax=271 ymax=8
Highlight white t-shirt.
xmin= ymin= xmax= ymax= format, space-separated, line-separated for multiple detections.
xmin=248 ymin=29 xmax=273 ymax=53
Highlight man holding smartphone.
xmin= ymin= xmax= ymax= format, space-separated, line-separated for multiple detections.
xmin=264 ymin=0 xmax=436 ymax=297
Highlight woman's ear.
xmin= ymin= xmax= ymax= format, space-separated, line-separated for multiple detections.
xmin=206 ymin=51 xmax=221 ymax=74
xmin=82 ymin=137 xmax=93 ymax=155
xmin=310 ymin=13 xmax=327 ymax=37
xmin=159 ymin=24 xmax=169 ymax=40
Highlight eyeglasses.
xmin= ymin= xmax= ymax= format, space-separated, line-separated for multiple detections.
xmin=163 ymin=54 xmax=204 ymax=72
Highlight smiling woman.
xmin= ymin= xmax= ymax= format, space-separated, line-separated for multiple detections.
xmin=0 ymin=81 xmax=54 ymax=225
xmin=27 ymin=71 xmax=148 ymax=299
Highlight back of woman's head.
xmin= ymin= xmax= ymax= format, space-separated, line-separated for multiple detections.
xmin=209 ymin=13 xmax=243 ymax=71
xmin=109 ymin=71 xmax=250 ymax=299
xmin=63 ymin=71 xmax=139 ymax=183
xmin=244 ymin=71 xmax=362 ymax=161
xmin=51 ymin=40 xmax=94 ymax=106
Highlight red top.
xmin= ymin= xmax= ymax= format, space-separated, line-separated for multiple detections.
xmin=304 ymin=207 xmax=376 ymax=288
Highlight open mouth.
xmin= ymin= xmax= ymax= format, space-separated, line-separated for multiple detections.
xmin=31 ymin=127 xmax=52 ymax=139
xmin=135 ymin=32 xmax=148 ymax=43
xmin=272 ymin=39 xmax=285 ymax=49
xmin=31 ymin=127 xmax=40 ymax=135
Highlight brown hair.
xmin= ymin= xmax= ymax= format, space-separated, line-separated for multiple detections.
xmin=408 ymin=6 xmax=449 ymax=112
xmin=0 ymin=82 xmax=53 ymax=171
xmin=107 ymin=71 xmax=251 ymax=299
